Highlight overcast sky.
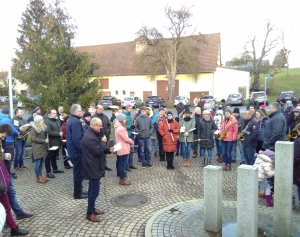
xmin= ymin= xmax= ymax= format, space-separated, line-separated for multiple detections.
xmin=1 ymin=0 xmax=299 ymax=70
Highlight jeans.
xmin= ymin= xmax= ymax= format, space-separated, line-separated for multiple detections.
xmin=243 ymin=146 xmax=256 ymax=165
xmin=118 ymin=154 xmax=128 ymax=179
xmin=200 ymin=148 xmax=212 ymax=158
xmin=181 ymin=142 xmax=192 ymax=159
xmin=138 ymin=138 xmax=151 ymax=165
xmin=45 ymin=149 xmax=59 ymax=173
xmin=154 ymin=133 xmax=159 ymax=153
xmin=7 ymin=176 xmax=23 ymax=216
xmin=258 ymin=181 xmax=271 ymax=195
xmin=231 ymin=140 xmax=245 ymax=161
xmin=221 ymin=141 xmax=234 ymax=165
xmin=87 ymin=179 xmax=100 ymax=215
xmin=214 ymin=138 xmax=222 ymax=155
xmin=126 ymin=135 xmax=134 ymax=168
xmin=14 ymin=140 xmax=26 ymax=168
xmin=70 ymin=153 xmax=84 ymax=196
xmin=34 ymin=158 xmax=44 ymax=176
xmin=176 ymin=140 xmax=181 ymax=155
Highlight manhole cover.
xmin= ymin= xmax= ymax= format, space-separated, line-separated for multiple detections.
xmin=112 ymin=193 xmax=149 ymax=208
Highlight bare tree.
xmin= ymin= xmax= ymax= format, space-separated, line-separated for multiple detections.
xmin=135 ymin=5 xmax=205 ymax=103
xmin=280 ymin=31 xmax=291 ymax=76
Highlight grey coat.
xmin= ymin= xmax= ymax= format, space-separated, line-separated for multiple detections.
xmin=135 ymin=115 xmax=153 ymax=139
xmin=30 ymin=123 xmax=48 ymax=159
xmin=197 ymin=118 xmax=217 ymax=149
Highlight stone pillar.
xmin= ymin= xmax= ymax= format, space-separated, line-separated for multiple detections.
xmin=273 ymin=141 xmax=294 ymax=237
xmin=204 ymin=165 xmax=222 ymax=233
xmin=237 ymin=165 xmax=258 ymax=237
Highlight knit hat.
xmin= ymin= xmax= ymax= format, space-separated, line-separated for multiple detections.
xmin=34 ymin=115 xmax=43 ymax=123
xmin=262 ymin=149 xmax=275 ymax=160
xmin=233 ymin=108 xmax=240 ymax=114
xmin=83 ymin=111 xmax=91 ymax=118
xmin=225 ymin=109 xmax=232 ymax=114
xmin=33 ymin=106 xmax=40 ymax=113
xmin=202 ymin=110 xmax=210 ymax=114
xmin=1 ymin=108 xmax=9 ymax=115
xmin=166 ymin=111 xmax=173 ymax=116
xmin=116 ymin=114 xmax=126 ymax=122
xmin=125 ymin=104 xmax=132 ymax=109
xmin=184 ymin=107 xmax=191 ymax=113
xmin=221 ymin=99 xmax=225 ymax=103
xmin=286 ymin=100 xmax=292 ymax=106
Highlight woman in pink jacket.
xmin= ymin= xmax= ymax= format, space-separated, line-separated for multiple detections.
xmin=219 ymin=109 xmax=238 ymax=171
xmin=114 ymin=114 xmax=134 ymax=185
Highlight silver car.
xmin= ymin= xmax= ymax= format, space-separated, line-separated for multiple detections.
xmin=121 ymin=96 xmax=143 ymax=108
xmin=227 ymin=93 xmax=244 ymax=106
xmin=249 ymin=91 xmax=268 ymax=105
xmin=174 ymin=95 xmax=190 ymax=107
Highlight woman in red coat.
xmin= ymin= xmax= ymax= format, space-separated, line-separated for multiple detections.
xmin=158 ymin=111 xmax=180 ymax=170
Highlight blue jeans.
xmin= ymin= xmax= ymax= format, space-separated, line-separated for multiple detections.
xmin=243 ymin=146 xmax=256 ymax=165
xmin=14 ymin=141 xmax=26 ymax=168
xmin=118 ymin=154 xmax=128 ymax=179
xmin=138 ymin=138 xmax=151 ymax=165
xmin=200 ymin=148 xmax=212 ymax=158
xmin=126 ymin=135 xmax=134 ymax=168
xmin=34 ymin=158 xmax=44 ymax=176
xmin=7 ymin=176 xmax=23 ymax=215
xmin=176 ymin=140 xmax=181 ymax=155
xmin=181 ymin=142 xmax=192 ymax=159
xmin=45 ymin=150 xmax=59 ymax=173
xmin=154 ymin=133 xmax=159 ymax=153
xmin=70 ymin=153 xmax=84 ymax=196
xmin=258 ymin=181 xmax=271 ymax=195
xmin=214 ymin=138 xmax=222 ymax=155
xmin=232 ymin=140 xmax=245 ymax=161
xmin=221 ymin=141 xmax=234 ymax=165
xmin=298 ymin=186 xmax=300 ymax=200
xmin=87 ymin=179 xmax=100 ymax=215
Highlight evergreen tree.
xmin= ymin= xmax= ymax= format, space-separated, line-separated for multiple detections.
xmin=13 ymin=0 xmax=100 ymax=113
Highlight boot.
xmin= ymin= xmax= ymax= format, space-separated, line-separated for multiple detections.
xmin=36 ymin=176 xmax=46 ymax=184
xmin=258 ymin=191 xmax=266 ymax=198
xmin=265 ymin=195 xmax=274 ymax=206
xmin=218 ymin=156 xmax=224 ymax=163
xmin=166 ymin=161 xmax=171 ymax=170
xmin=201 ymin=157 xmax=206 ymax=167
xmin=40 ymin=175 xmax=48 ymax=183
xmin=207 ymin=158 xmax=211 ymax=165
xmin=192 ymin=153 xmax=197 ymax=158
xmin=11 ymin=225 xmax=29 ymax=236
xmin=159 ymin=151 xmax=166 ymax=161
xmin=186 ymin=159 xmax=191 ymax=167
xmin=222 ymin=164 xmax=230 ymax=171
xmin=119 ymin=179 xmax=131 ymax=185
xmin=170 ymin=159 xmax=175 ymax=170
xmin=183 ymin=160 xmax=187 ymax=167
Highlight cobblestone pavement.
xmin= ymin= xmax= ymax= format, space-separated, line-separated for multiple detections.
xmin=2 ymin=149 xmax=299 ymax=237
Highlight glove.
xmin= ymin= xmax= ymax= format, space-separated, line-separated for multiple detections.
xmin=4 ymin=153 xmax=11 ymax=160
xmin=168 ymin=129 xmax=173 ymax=133
xmin=130 ymin=125 xmax=135 ymax=129
xmin=184 ymin=132 xmax=189 ymax=137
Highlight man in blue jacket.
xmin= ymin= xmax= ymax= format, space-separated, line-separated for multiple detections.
xmin=67 ymin=104 xmax=87 ymax=199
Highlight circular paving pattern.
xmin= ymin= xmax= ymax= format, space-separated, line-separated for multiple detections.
xmin=112 ymin=193 xmax=150 ymax=208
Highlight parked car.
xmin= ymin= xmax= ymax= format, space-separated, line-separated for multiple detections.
xmin=121 ymin=96 xmax=143 ymax=108
xmin=277 ymin=91 xmax=297 ymax=104
xmin=202 ymin=95 xmax=216 ymax=105
xmin=227 ymin=93 xmax=244 ymax=106
xmin=249 ymin=91 xmax=268 ymax=105
xmin=100 ymin=96 xmax=121 ymax=109
xmin=0 ymin=96 xmax=18 ymax=104
xmin=174 ymin=95 xmax=190 ymax=107
xmin=145 ymin=96 xmax=166 ymax=108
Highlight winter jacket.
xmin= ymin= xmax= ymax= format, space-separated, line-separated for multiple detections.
xmin=0 ymin=155 xmax=10 ymax=193
xmin=176 ymin=102 xmax=185 ymax=116
xmin=114 ymin=121 xmax=134 ymax=156
xmin=82 ymin=127 xmax=111 ymax=180
xmin=29 ymin=122 xmax=48 ymax=159
xmin=263 ymin=110 xmax=286 ymax=150
xmin=234 ymin=115 xmax=243 ymax=133
xmin=158 ymin=119 xmax=180 ymax=152
xmin=246 ymin=100 xmax=260 ymax=110
xmin=122 ymin=110 xmax=134 ymax=137
xmin=197 ymin=118 xmax=217 ymax=149
xmin=197 ymin=101 xmax=204 ymax=111
xmin=91 ymin=112 xmax=111 ymax=138
xmin=61 ymin=123 xmax=67 ymax=145
xmin=293 ymin=137 xmax=300 ymax=186
xmin=179 ymin=117 xmax=195 ymax=143
xmin=220 ymin=115 xmax=238 ymax=142
xmin=256 ymin=117 xmax=268 ymax=141
xmin=0 ymin=113 xmax=19 ymax=143
xmin=240 ymin=118 xmax=259 ymax=147
xmin=44 ymin=116 xmax=61 ymax=148
xmin=135 ymin=115 xmax=153 ymax=139
xmin=193 ymin=113 xmax=203 ymax=134
xmin=287 ymin=114 xmax=300 ymax=131
xmin=154 ymin=116 xmax=165 ymax=132
xmin=253 ymin=154 xmax=275 ymax=182
xmin=67 ymin=115 xmax=85 ymax=155
xmin=12 ymin=116 xmax=28 ymax=141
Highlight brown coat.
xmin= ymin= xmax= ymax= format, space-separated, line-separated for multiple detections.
xmin=30 ymin=123 xmax=48 ymax=159
xmin=158 ymin=119 xmax=180 ymax=153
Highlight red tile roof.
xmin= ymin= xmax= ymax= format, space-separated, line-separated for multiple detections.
xmin=76 ymin=33 xmax=220 ymax=76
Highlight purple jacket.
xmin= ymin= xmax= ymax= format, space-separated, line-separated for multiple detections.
xmin=0 ymin=161 xmax=10 ymax=192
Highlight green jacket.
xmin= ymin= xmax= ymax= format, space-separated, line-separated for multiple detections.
xmin=30 ymin=122 xmax=48 ymax=159
xmin=179 ymin=117 xmax=195 ymax=143
xmin=122 ymin=110 xmax=133 ymax=137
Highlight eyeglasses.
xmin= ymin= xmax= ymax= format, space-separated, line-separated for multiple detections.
xmin=95 ymin=124 xmax=102 ymax=128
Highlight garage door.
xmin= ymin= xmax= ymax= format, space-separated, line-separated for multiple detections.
xmin=157 ymin=80 xmax=179 ymax=104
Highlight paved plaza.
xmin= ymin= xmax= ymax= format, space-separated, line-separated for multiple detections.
xmin=2 ymin=147 xmax=300 ymax=237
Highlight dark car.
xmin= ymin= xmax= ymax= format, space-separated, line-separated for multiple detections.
xmin=100 ymin=96 xmax=121 ymax=109
xmin=145 ymin=96 xmax=166 ymax=108
xmin=277 ymin=91 xmax=297 ymax=104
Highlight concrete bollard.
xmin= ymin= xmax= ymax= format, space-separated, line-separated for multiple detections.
xmin=273 ymin=141 xmax=294 ymax=237
xmin=237 ymin=165 xmax=258 ymax=237
xmin=204 ymin=165 xmax=222 ymax=233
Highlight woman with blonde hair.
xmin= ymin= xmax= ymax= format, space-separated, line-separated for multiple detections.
xmin=29 ymin=115 xmax=49 ymax=183
xmin=154 ymin=110 xmax=166 ymax=161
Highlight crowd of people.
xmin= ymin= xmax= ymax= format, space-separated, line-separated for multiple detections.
xmin=0 ymin=96 xmax=300 ymax=231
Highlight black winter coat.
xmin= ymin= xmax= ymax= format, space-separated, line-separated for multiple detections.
xmin=91 ymin=112 xmax=111 ymax=138
xmin=293 ymin=137 xmax=300 ymax=186
xmin=240 ymin=118 xmax=259 ymax=147
xmin=44 ymin=116 xmax=61 ymax=148
xmin=176 ymin=103 xmax=185 ymax=115
xmin=82 ymin=127 xmax=111 ymax=180
xmin=197 ymin=118 xmax=217 ymax=149
xmin=263 ymin=110 xmax=286 ymax=150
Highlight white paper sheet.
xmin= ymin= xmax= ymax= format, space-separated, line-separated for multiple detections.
xmin=114 ymin=142 xmax=122 ymax=152
xmin=61 ymin=139 xmax=66 ymax=142
xmin=49 ymin=146 xmax=59 ymax=150
xmin=189 ymin=128 xmax=196 ymax=132
xmin=180 ymin=126 xmax=185 ymax=133
xmin=13 ymin=120 xmax=19 ymax=126
xmin=214 ymin=129 xmax=220 ymax=135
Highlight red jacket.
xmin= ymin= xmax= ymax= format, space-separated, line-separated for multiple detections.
xmin=220 ymin=115 xmax=238 ymax=141
xmin=158 ymin=119 xmax=180 ymax=152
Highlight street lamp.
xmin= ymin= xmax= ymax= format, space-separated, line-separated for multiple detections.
xmin=264 ymin=76 xmax=273 ymax=106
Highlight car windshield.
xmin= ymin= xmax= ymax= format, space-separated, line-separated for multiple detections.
xmin=103 ymin=97 xmax=112 ymax=100
xmin=203 ymin=96 xmax=213 ymax=99
xmin=282 ymin=93 xmax=294 ymax=97
xmin=175 ymin=96 xmax=184 ymax=100
xmin=147 ymin=96 xmax=157 ymax=99
xmin=124 ymin=97 xmax=134 ymax=101
xmin=229 ymin=94 xmax=240 ymax=98
xmin=253 ymin=93 xmax=265 ymax=97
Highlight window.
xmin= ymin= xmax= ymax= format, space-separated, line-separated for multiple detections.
xmin=115 ymin=90 xmax=118 ymax=95
xmin=101 ymin=78 xmax=109 ymax=89
xmin=123 ymin=90 xmax=126 ymax=95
